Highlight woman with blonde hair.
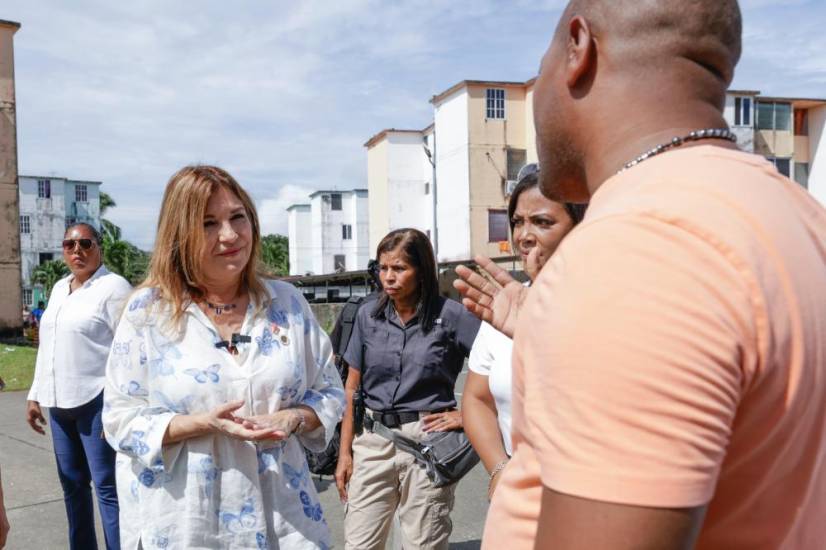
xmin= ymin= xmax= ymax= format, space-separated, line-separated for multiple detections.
xmin=103 ymin=165 xmax=344 ymax=549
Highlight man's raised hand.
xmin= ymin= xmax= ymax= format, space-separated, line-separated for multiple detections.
xmin=453 ymin=255 xmax=528 ymax=339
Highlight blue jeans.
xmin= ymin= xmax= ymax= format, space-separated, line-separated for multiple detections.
xmin=49 ymin=392 xmax=120 ymax=550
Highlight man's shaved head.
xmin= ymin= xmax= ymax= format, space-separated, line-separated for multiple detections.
xmin=534 ymin=0 xmax=743 ymax=201
xmin=561 ymin=0 xmax=741 ymax=82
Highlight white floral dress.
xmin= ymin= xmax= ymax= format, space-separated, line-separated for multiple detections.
xmin=103 ymin=280 xmax=344 ymax=549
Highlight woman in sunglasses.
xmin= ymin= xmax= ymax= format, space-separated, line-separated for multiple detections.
xmin=461 ymin=164 xmax=586 ymax=500
xmin=25 ymin=222 xmax=132 ymax=550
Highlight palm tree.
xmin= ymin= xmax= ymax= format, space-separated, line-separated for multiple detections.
xmin=99 ymin=191 xmax=121 ymax=240
xmin=30 ymin=260 xmax=70 ymax=299
xmin=260 ymin=234 xmax=289 ymax=276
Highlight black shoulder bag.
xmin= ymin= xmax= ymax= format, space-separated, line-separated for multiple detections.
xmin=304 ymin=296 xmax=366 ymax=476
xmin=370 ymin=420 xmax=480 ymax=488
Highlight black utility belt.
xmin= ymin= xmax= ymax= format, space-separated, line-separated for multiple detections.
xmin=365 ymin=408 xmax=452 ymax=429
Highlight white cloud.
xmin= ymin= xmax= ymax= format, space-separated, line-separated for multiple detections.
xmin=3 ymin=0 xmax=825 ymax=252
xmin=257 ymin=184 xmax=316 ymax=237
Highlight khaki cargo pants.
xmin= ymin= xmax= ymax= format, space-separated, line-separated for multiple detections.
xmin=344 ymin=418 xmax=456 ymax=550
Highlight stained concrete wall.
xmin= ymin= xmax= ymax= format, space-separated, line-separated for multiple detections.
xmin=0 ymin=20 xmax=22 ymax=335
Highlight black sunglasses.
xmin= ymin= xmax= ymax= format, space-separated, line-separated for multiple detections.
xmin=62 ymin=238 xmax=94 ymax=251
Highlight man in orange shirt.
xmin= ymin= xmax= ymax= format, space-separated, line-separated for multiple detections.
xmin=456 ymin=0 xmax=826 ymax=548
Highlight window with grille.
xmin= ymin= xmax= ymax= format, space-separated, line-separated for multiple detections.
xmin=38 ymin=179 xmax=51 ymax=198
xmin=330 ymin=193 xmax=342 ymax=211
xmin=507 ymin=149 xmax=527 ymax=182
xmin=767 ymin=157 xmax=791 ymax=177
xmin=75 ymin=184 xmax=88 ymax=202
xmin=486 ymin=88 xmax=505 ymax=119
xmin=23 ymin=289 xmax=32 ymax=306
xmin=794 ymin=162 xmax=809 ymax=189
xmin=488 ymin=209 xmax=509 ymax=242
xmin=734 ymin=97 xmax=751 ymax=126
xmin=334 ymin=254 xmax=346 ymax=272
xmin=20 ymin=215 xmax=30 ymax=234
xmin=342 ymin=224 xmax=352 ymax=240
xmin=757 ymin=102 xmax=792 ymax=131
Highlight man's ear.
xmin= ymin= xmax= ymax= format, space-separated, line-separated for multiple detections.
xmin=565 ymin=15 xmax=596 ymax=89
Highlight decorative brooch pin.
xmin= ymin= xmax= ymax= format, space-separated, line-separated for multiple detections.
xmin=271 ymin=323 xmax=290 ymax=346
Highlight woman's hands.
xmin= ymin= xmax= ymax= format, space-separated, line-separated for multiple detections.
xmin=205 ymin=401 xmax=292 ymax=442
xmin=422 ymin=409 xmax=463 ymax=432
xmin=335 ymin=452 xmax=353 ymax=503
xmin=25 ymin=401 xmax=46 ymax=435
xmin=164 ymin=400 xmax=292 ymax=445
xmin=234 ymin=408 xmax=303 ymax=440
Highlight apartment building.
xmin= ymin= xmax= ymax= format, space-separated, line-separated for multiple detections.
xmin=18 ymin=175 xmax=102 ymax=306
xmin=286 ymin=189 xmax=369 ymax=275
xmin=367 ymin=80 xmax=826 ymax=264
xmin=0 ymin=19 xmax=22 ymax=334
xmin=724 ymin=90 xmax=826 ymax=199
xmin=364 ymin=126 xmax=435 ymax=254
xmin=367 ymin=80 xmax=538 ymax=262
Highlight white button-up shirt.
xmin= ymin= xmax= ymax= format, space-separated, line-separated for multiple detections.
xmin=28 ymin=265 xmax=132 ymax=408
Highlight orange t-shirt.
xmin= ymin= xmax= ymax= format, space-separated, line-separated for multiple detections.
xmin=483 ymin=146 xmax=826 ymax=549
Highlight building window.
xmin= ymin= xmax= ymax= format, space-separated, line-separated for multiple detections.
xmin=75 ymin=184 xmax=88 ymax=202
xmin=38 ymin=179 xmax=51 ymax=198
xmin=794 ymin=162 xmax=810 ymax=189
xmin=507 ymin=148 xmax=527 ymax=182
xmin=334 ymin=254 xmax=346 ymax=272
xmin=767 ymin=157 xmax=791 ymax=178
xmin=20 ymin=215 xmax=30 ymax=234
xmin=794 ymin=109 xmax=809 ymax=136
xmin=330 ymin=193 xmax=342 ymax=211
xmin=39 ymin=253 xmax=53 ymax=265
xmin=734 ymin=97 xmax=751 ymax=126
xmin=486 ymin=88 xmax=505 ymax=120
xmin=488 ymin=209 xmax=509 ymax=243
xmin=22 ymin=288 xmax=33 ymax=306
xmin=342 ymin=224 xmax=352 ymax=240
xmin=424 ymin=182 xmax=430 ymax=195
xmin=757 ymin=101 xmax=792 ymax=131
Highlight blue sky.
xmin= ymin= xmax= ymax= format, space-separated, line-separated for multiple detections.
xmin=3 ymin=0 xmax=825 ymax=249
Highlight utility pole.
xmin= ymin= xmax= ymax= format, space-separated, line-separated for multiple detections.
xmin=424 ymin=131 xmax=438 ymax=266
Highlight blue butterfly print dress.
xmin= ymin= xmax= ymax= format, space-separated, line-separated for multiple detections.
xmin=102 ymin=282 xmax=344 ymax=549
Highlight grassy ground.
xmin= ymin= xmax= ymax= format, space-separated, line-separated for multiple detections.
xmin=0 ymin=345 xmax=37 ymax=392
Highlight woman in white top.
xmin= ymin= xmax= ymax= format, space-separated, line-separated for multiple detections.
xmin=25 ymin=222 xmax=132 ymax=550
xmin=102 ymin=166 xmax=344 ymax=549
xmin=462 ymin=164 xmax=585 ymax=499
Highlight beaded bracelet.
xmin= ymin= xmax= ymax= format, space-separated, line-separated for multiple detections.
xmin=293 ymin=409 xmax=306 ymax=434
xmin=489 ymin=459 xmax=509 ymax=481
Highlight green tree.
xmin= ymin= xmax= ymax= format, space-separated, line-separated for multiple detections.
xmin=99 ymin=191 xmax=121 ymax=240
xmin=102 ymin=233 xmax=150 ymax=286
xmin=260 ymin=234 xmax=289 ymax=276
xmin=30 ymin=260 xmax=70 ymax=299
xmin=97 ymin=190 xmax=150 ymax=285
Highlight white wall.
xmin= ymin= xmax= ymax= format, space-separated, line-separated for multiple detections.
xmin=352 ymin=191 xmax=369 ymax=267
xmin=808 ymin=105 xmax=826 ymax=205
xmin=287 ymin=205 xmax=312 ymax=275
xmin=434 ymin=88 xmax=471 ymax=261
xmin=385 ymin=132 xmax=433 ymax=238
xmin=724 ymin=94 xmax=755 ymax=153
xmin=306 ymin=191 xmax=370 ymax=275
xmin=18 ymin=176 xmax=68 ymax=284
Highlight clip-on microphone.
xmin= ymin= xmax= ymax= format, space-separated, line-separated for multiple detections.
xmin=215 ymin=333 xmax=252 ymax=355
